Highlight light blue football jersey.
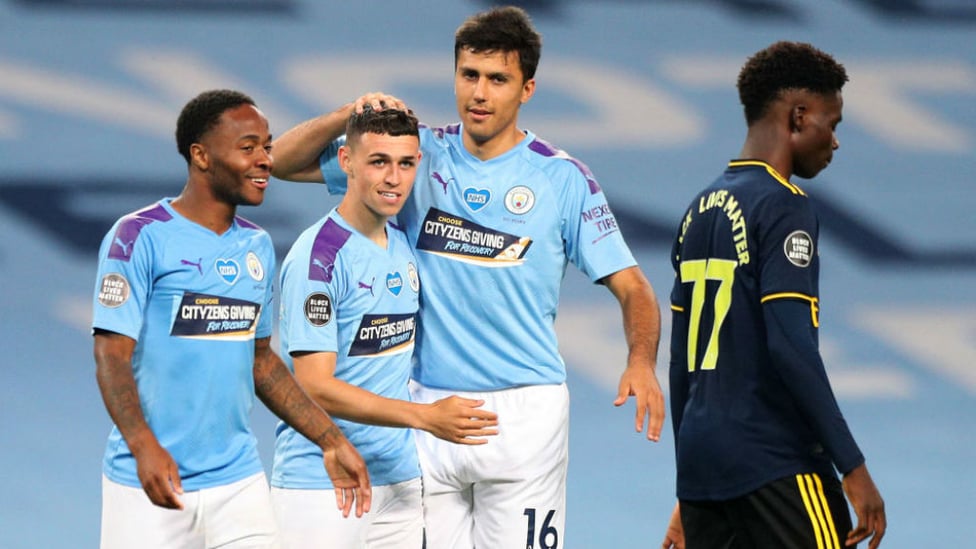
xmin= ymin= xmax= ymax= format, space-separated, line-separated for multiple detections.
xmin=91 ymin=198 xmax=274 ymax=491
xmin=322 ymin=125 xmax=637 ymax=391
xmin=271 ymin=210 xmax=421 ymax=489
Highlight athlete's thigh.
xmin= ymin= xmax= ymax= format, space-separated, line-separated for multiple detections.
xmin=367 ymin=478 xmax=424 ymax=549
xmin=410 ymin=382 xmax=475 ymax=549
xmin=417 ymin=473 xmax=474 ymax=549
xmin=205 ymin=472 xmax=280 ymax=548
xmin=679 ymin=499 xmax=737 ymax=549
xmin=470 ymin=384 xmax=570 ymax=549
xmin=271 ymin=486 xmax=371 ymax=549
xmin=735 ymin=473 xmax=852 ymax=549
xmin=100 ymin=475 xmax=203 ymax=549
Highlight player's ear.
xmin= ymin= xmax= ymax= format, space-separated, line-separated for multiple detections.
xmin=521 ymin=77 xmax=536 ymax=105
xmin=338 ymin=145 xmax=353 ymax=176
xmin=790 ymin=105 xmax=806 ymax=133
xmin=189 ymin=143 xmax=209 ymax=171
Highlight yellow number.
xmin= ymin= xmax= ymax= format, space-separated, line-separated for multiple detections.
xmin=679 ymin=258 xmax=737 ymax=372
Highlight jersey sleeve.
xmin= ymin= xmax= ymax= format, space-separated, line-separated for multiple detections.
xmin=764 ymin=299 xmax=864 ymax=474
xmin=256 ymin=234 xmax=276 ymax=340
xmin=91 ymin=219 xmax=154 ymax=340
xmin=280 ymin=239 xmax=342 ymax=355
xmin=759 ymin=195 xmax=864 ymax=474
xmin=559 ymin=160 xmax=636 ymax=282
xmin=318 ymin=137 xmax=347 ymax=196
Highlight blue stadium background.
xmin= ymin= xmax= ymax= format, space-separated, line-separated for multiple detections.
xmin=1 ymin=0 xmax=974 ymax=547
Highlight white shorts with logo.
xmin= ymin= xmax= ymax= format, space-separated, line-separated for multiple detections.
xmin=100 ymin=471 xmax=279 ymax=549
xmin=409 ymin=382 xmax=569 ymax=549
xmin=270 ymin=477 xmax=423 ymax=549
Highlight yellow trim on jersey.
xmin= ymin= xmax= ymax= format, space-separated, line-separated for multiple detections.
xmin=796 ymin=473 xmax=841 ymax=549
xmin=761 ymin=292 xmax=820 ymax=327
xmin=671 ymin=304 xmax=685 ymax=313
xmin=728 ymin=160 xmax=807 ymax=196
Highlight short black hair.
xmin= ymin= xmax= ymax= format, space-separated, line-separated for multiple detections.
xmin=737 ymin=41 xmax=848 ymax=126
xmin=175 ymin=89 xmax=256 ymax=163
xmin=346 ymin=105 xmax=420 ymax=146
xmin=455 ymin=6 xmax=542 ymax=81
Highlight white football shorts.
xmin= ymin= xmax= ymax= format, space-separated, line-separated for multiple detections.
xmin=100 ymin=471 xmax=279 ymax=549
xmin=409 ymin=381 xmax=569 ymax=549
xmin=270 ymin=477 xmax=423 ymax=548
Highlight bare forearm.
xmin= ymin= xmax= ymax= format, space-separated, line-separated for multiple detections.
xmin=271 ymin=104 xmax=354 ymax=181
xmin=254 ymin=351 xmax=345 ymax=449
xmin=304 ymin=378 xmax=425 ymax=430
xmin=612 ymin=267 xmax=661 ymax=366
xmin=94 ymin=346 xmax=156 ymax=451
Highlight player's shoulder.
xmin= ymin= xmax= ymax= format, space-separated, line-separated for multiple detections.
xmin=727 ymin=161 xmax=810 ymax=199
xmin=520 ymin=133 xmax=603 ymax=194
xmin=419 ymin=123 xmax=459 ymax=148
xmin=114 ymin=201 xmax=174 ymax=232
xmin=234 ymin=214 xmax=266 ymax=233
xmin=105 ymin=201 xmax=174 ymax=261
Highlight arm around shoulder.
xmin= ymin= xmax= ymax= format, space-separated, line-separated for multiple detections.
xmin=271 ymin=103 xmax=356 ymax=182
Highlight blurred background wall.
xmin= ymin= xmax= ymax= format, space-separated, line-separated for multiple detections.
xmin=1 ymin=0 xmax=974 ymax=546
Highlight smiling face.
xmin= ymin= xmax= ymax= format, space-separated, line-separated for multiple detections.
xmin=454 ymin=47 xmax=535 ymax=160
xmin=338 ymin=131 xmax=421 ymax=232
xmin=193 ymin=103 xmax=273 ymax=207
xmin=790 ymin=90 xmax=843 ymax=179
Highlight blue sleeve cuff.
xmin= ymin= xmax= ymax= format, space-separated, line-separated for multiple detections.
xmin=319 ymin=137 xmax=347 ymax=195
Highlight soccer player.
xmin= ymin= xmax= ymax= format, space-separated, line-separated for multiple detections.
xmin=270 ymin=106 xmax=499 ymax=548
xmin=269 ymin=7 xmax=666 ymax=548
xmin=661 ymin=42 xmax=886 ymax=549
xmin=92 ymin=89 xmax=370 ymax=549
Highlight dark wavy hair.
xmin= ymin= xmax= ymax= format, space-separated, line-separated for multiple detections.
xmin=175 ymin=89 xmax=256 ymax=163
xmin=454 ymin=6 xmax=542 ymax=81
xmin=346 ymin=104 xmax=420 ymax=145
xmin=737 ymin=41 xmax=848 ymax=126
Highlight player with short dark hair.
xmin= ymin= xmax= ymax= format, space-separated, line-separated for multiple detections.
xmin=661 ymin=42 xmax=886 ymax=549
xmin=270 ymin=104 xmax=498 ymax=548
xmin=269 ymin=6 xmax=667 ymax=548
xmin=93 ymin=88 xmax=370 ymax=548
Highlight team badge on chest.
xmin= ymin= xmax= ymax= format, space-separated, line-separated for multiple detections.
xmin=505 ymin=185 xmax=535 ymax=215
xmin=246 ymin=251 xmax=264 ymax=281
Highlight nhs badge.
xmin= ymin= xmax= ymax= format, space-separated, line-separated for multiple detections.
xmin=215 ymin=258 xmax=240 ymax=285
xmin=386 ymin=272 xmax=403 ymax=296
xmin=463 ymin=187 xmax=490 ymax=212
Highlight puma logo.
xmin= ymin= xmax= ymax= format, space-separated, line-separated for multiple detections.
xmin=181 ymin=258 xmax=203 ymax=275
xmin=113 ymin=237 xmax=135 ymax=257
xmin=358 ymin=277 xmax=375 ymax=296
xmin=311 ymin=258 xmax=335 ymax=283
xmin=432 ymin=172 xmax=453 ymax=194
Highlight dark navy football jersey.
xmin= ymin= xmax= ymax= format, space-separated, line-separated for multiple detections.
xmin=669 ymin=160 xmax=863 ymax=500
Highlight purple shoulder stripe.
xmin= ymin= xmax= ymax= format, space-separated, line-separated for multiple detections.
xmin=235 ymin=215 xmax=262 ymax=230
xmin=108 ymin=203 xmax=172 ymax=261
xmin=421 ymin=123 xmax=459 ymax=139
xmin=528 ymin=138 xmax=603 ymax=195
xmin=308 ymin=218 xmax=352 ymax=284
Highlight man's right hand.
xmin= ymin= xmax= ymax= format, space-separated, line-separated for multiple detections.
xmin=322 ymin=438 xmax=372 ymax=518
xmin=133 ymin=439 xmax=184 ymax=510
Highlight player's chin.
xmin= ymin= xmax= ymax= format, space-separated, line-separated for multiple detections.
xmin=239 ymin=190 xmax=266 ymax=207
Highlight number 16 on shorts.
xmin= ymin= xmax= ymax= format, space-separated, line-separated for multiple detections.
xmin=524 ymin=508 xmax=558 ymax=549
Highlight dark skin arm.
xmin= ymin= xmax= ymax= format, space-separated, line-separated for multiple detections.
xmin=252 ymin=337 xmax=372 ymax=518
xmin=93 ymin=330 xmax=183 ymax=509
xmin=843 ymin=463 xmax=886 ymax=548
